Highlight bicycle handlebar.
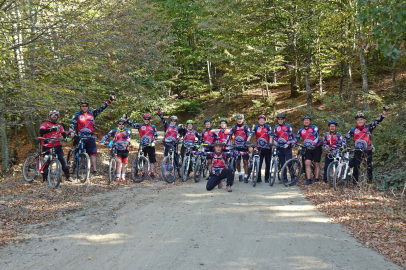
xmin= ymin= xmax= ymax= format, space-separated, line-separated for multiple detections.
xmin=37 ymin=137 xmax=67 ymax=142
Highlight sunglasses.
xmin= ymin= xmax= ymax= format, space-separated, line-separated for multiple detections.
xmin=143 ymin=118 xmax=151 ymax=120
xmin=50 ymin=114 xmax=59 ymax=117
xmin=118 ymin=123 xmax=125 ymax=125
xmin=81 ymin=105 xmax=88 ymax=108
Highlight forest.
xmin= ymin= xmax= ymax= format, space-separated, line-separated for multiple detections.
xmin=0 ymin=0 xmax=405 ymax=189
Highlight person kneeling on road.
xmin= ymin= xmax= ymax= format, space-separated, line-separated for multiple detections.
xmin=195 ymin=141 xmax=237 ymax=192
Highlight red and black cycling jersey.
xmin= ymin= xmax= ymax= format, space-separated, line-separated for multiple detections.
xmin=201 ymin=128 xmax=215 ymax=144
xmin=39 ymin=121 xmax=67 ymax=147
xmin=158 ymin=112 xmax=181 ymax=141
xmin=273 ymin=123 xmax=294 ymax=146
xmin=101 ymin=128 xmax=131 ymax=151
xmin=250 ymin=124 xmax=273 ymax=148
xmin=323 ymin=132 xmax=343 ymax=150
xmin=199 ymin=151 xmax=235 ymax=173
xmin=343 ymin=114 xmax=385 ymax=150
xmin=127 ymin=119 xmax=158 ymax=145
xmin=228 ymin=124 xmax=251 ymax=147
xmin=213 ymin=129 xmax=230 ymax=145
xmin=294 ymin=125 xmax=322 ymax=147
xmin=69 ymin=100 xmax=111 ymax=136
xmin=181 ymin=128 xmax=201 ymax=143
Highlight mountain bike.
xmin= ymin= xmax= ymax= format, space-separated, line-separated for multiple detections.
xmin=66 ymin=135 xmax=95 ymax=183
xmin=266 ymin=143 xmax=281 ymax=187
xmin=332 ymin=148 xmax=365 ymax=190
xmin=325 ymin=148 xmax=343 ymax=187
xmin=180 ymin=142 xmax=199 ymax=182
xmin=280 ymin=143 xmax=313 ymax=186
xmin=131 ymin=139 xmax=150 ymax=183
xmin=246 ymin=143 xmax=260 ymax=187
xmin=194 ymin=143 xmax=210 ymax=182
xmin=105 ymin=142 xmax=128 ymax=184
xmin=161 ymin=139 xmax=181 ymax=183
xmin=22 ymin=137 xmax=64 ymax=188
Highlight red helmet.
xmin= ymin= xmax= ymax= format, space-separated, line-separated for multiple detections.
xmin=143 ymin=113 xmax=151 ymax=120
xmin=258 ymin=114 xmax=266 ymax=120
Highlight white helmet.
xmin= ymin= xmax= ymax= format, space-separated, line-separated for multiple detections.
xmin=49 ymin=110 xmax=60 ymax=117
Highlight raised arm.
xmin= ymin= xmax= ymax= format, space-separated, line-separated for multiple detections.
xmin=92 ymin=94 xmax=115 ymax=118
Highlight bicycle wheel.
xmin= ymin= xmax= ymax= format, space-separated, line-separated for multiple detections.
xmin=326 ymin=161 xmax=339 ymax=187
xmin=194 ymin=156 xmax=203 ymax=182
xmin=48 ymin=158 xmax=62 ymax=188
xmin=358 ymin=158 xmax=368 ymax=184
xmin=251 ymin=158 xmax=260 ymax=187
xmin=66 ymin=149 xmax=75 ymax=175
xmin=131 ymin=156 xmax=150 ymax=183
xmin=269 ymin=157 xmax=278 ymax=186
xmin=280 ymin=158 xmax=302 ymax=186
xmin=161 ymin=156 xmax=176 ymax=183
xmin=181 ymin=156 xmax=190 ymax=182
xmin=202 ymin=158 xmax=208 ymax=178
xmin=22 ymin=154 xmax=39 ymax=183
xmin=77 ymin=152 xmax=90 ymax=183
xmin=108 ymin=158 xmax=118 ymax=184
xmin=333 ymin=164 xmax=348 ymax=191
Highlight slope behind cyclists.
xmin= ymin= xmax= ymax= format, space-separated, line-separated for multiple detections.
xmin=293 ymin=115 xmax=323 ymax=185
xmin=124 ymin=113 xmax=158 ymax=179
xmin=273 ymin=113 xmax=294 ymax=184
xmin=157 ymin=107 xmax=182 ymax=156
xmin=69 ymin=95 xmax=115 ymax=176
xmin=323 ymin=120 xmax=342 ymax=183
xmin=227 ymin=114 xmax=251 ymax=183
xmin=342 ymin=105 xmax=389 ymax=185
xmin=40 ymin=110 xmax=73 ymax=183
xmin=101 ymin=119 xmax=131 ymax=182
xmin=247 ymin=114 xmax=273 ymax=183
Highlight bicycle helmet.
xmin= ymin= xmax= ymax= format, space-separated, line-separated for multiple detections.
xmin=80 ymin=100 xmax=89 ymax=106
xmin=276 ymin=113 xmax=285 ymax=119
xmin=355 ymin=112 xmax=365 ymax=119
xmin=219 ymin=118 xmax=228 ymax=124
xmin=258 ymin=114 xmax=266 ymax=120
xmin=49 ymin=110 xmax=60 ymax=117
xmin=302 ymin=115 xmax=312 ymax=120
xmin=204 ymin=118 xmax=211 ymax=123
xmin=117 ymin=118 xmax=126 ymax=124
xmin=327 ymin=120 xmax=338 ymax=127
xmin=170 ymin=116 xmax=178 ymax=121
xmin=143 ymin=113 xmax=151 ymax=120
xmin=213 ymin=140 xmax=221 ymax=146
xmin=186 ymin=120 xmax=194 ymax=124
xmin=236 ymin=114 xmax=244 ymax=119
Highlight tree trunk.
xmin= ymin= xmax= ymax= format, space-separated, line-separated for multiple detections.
xmin=289 ymin=31 xmax=300 ymax=98
xmin=392 ymin=57 xmax=398 ymax=91
xmin=207 ymin=60 xmax=212 ymax=86
xmin=358 ymin=27 xmax=369 ymax=111
xmin=305 ymin=10 xmax=313 ymax=111
xmin=0 ymin=104 xmax=10 ymax=174
xmin=265 ymin=73 xmax=270 ymax=98
xmin=339 ymin=60 xmax=345 ymax=101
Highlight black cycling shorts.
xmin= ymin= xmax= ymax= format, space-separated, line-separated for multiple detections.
xmin=236 ymin=147 xmax=249 ymax=161
xmin=304 ymin=145 xmax=322 ymax=162
xmin=143 ymin=146 xmax=156 ymax=163
xmin=117 ymin=149 xmax=129 ymax=159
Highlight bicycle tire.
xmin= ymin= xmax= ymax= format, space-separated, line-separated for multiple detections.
xmin=161 ymin=156 xmax=176 ymax=183
xmin=22 ymin=154 xmax=39 ymax=183
xmin=181 ymin=156 xmax=190 ymax=182
xmin=131 ymin=156 xmax=150 ymax=183
xmin=194 ymin=156 xmax=203 ymax=182
xmin=77 ymin=152 xmax=90 ymax=183
xmin=66 ymin=149 xmax=75 ymax=175
xmin=280 ymin=158 xmax=302 ymax=186
xmin=108 ymin=158 xmax=118 ymax=184
xmin=326 ymin=161 xmax=339 ymax=187
xmin=48 ymin=158 xmax=62 ymax=188
xmin=269 ymin=157 xmax=278 ymax=186
xmin=202 ymin=158 xmax=208 ymax=178
xmin=358 ymin=158 xmax=368 ymax=184
xmin=251 ymin=157 xmax=259 ymax=187
xmin=333 ymin=163 xmax=348 ymax=191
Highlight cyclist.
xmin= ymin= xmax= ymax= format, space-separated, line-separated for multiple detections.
xmin=157 ymin=107 xmax=182 ymax=156
xmin=210 ymin=118 xmax=230 ymax=149
xmin=247 ymin=114 xmax=273 ymax=183
xmin=69 ymin=95 xmax=115 ymax=176
xmin=100 ymin=119 xmax=131 ymax=182
xmin=323 ymin=120 xmax=343 ymax=183
xmin=273 ymin=113 xmax=294 ymax=184
xmin=227 ymin=114 xmax=251 ymax=183
xmin=200 ymin=119 xmax=215 ymax=173
xmin=40 ymin=110 xmax=73 ymax=182
xmin=293 ymin=115 xmax=322 ymax=185
xmin=180 ymin=120 xmax=201 ymax=161
xmin=123 ymin=113 xmax=158 ymax=179
xmin=196 ymin=141 xmax=236 ymax=192
xmin=342 ymin=105 xmax=389 ymax=185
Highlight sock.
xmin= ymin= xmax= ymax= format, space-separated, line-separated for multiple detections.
xmin=244 ymin=174 xmax=248 ymax=178
xmin=122 ymin=174 xmax=126 ymax=179
xmin=239 ymin=172 xmax=242 ymax=176
xmin=116 ymin=174 xmax=120 ymax=178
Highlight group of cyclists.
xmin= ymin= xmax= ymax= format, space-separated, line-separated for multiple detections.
xmin=38 ymin=94 xmax=390 ymax=193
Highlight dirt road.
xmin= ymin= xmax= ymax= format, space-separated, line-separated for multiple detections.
xmin=0 ymin=178 xmax=401 ymax=270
